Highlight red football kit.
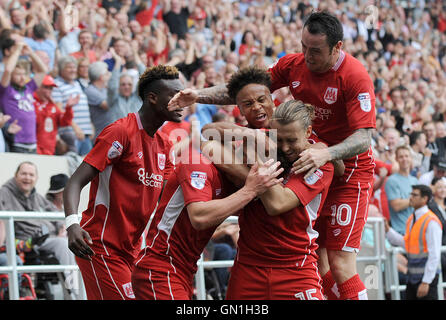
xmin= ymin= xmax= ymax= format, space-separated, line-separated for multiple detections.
xmin=269 ymin=51 xmax=376 ymax=252
xmin=131 ymin=150 xmax=226 ymax=300
xmin=75 ymin=112 xmax=174 ymax=300
xmin=34 ymin=93 xmax=73 ymax=155
xmin=226 ymin=160 xmax=334 ymax=300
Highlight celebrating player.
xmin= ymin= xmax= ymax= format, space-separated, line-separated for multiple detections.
xmin=63 ymin=65 xmax=184 ymax=300
xmin=168 ymin=12 xmax=376 ymax=300
xmin=225 ymin=100 xmax=335 ymax=299
xmin=131 ymin=143 xmax=284 ymax=300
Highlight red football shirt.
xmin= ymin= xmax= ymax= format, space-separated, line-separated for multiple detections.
xmin=34 ymin=93 xmax=73 ymax=155
xmin=134 ymin=151 xmax=225 ymax=282
xmin=236 ymin=161 xmax=334 ymax=268
xmin=269 ymin=51 xmax=376 ymax=183
xmin=80 ymin=112 xmax=174 ymax=262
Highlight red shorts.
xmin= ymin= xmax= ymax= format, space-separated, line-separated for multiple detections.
xmin=226 ymin=261 xmax=324 ymax=300
xmin=131 ymin=265 xmax=193 ymax=300
xmin=76 ymin=254 xmax=135 ymax=300
xmin=315 ymin=180 xmax=372 ymax=252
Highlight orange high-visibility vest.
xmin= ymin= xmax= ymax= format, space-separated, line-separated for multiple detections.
xmin=404 ymin=209 xmax=442 ymax=283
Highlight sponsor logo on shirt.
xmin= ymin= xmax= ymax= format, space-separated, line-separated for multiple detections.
xmin=122 ymin=282 xmax=135 ymax=299
xmin=324 ymin=87 xmax=338 ymax=104
xmin=314 ymin=106 xmax=333 ymax=121
xmin=304 ymin=169 xmax=323 ymax=185
xmin=333 ymin=228 xmax=341 ymax=237
xmin=158 ymin=153 xmax=166 ymax=170
xmin=292 ymin=81 xmax=301 ymax=88
xmin=190 ymin=171 xmax=207 ymax=190
xmin=358 ymin=92 xmax=372 ymax=112
xmin=107 ymin=141 xmax=123 ymax=159
xmin=138 ymin=168 xmax=163 ymax=188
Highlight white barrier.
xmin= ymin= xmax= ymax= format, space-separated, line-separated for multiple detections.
xmin=1 ymin=212 xmax=444 ymax=300
xmin=0 ymin=211 xmax=86 ymax=300
xmin=194 ymin=216 xmax=446 ymax=300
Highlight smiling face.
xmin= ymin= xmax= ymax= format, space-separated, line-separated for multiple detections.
xmin=395 ymin=147 xmax=412 ymax=172
xmin=235 ymin=83 xmax=274 ymax=129
xmin=11 ymin=66 xmax=28 ymax=88
xmin=433 ymin=178 xmax=446 ymax=200
xmin=270 ymin=119 xmax=312 ymax=163
xmin=301 ymin=27 xmax=341 ymax=73
xmin=15 ymin=163 xmax=37 ymax=197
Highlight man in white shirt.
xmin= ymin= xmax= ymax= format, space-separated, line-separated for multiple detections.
xmin=419 ymin=158 xmax=446 ymax=186
xmin=385 ymin=184 xmax=443 ymax=300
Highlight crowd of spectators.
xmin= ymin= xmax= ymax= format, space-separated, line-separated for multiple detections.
xmin=0 ymin=0 xmax=446 ymax=298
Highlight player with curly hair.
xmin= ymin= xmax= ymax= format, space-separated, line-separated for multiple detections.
xmin=63 ymin=65 xmax=185 ymax=300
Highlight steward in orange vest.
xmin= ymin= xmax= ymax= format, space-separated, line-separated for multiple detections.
xmin=404 ymin=209 xmax=442 ymax=284
xmin=386 ymin=184 xmax=443 ymax=300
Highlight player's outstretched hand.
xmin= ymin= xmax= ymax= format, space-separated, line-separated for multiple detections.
xmin=245 ymin=160 xmax=284 ymax=196
xmin=167 ymin=88 xmax=198 ymax=111
xmin=67 ymin=224 xmax=95 ymax=260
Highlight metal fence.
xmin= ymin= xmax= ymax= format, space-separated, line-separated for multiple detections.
xmin=0 ymin=211 xmax=85 ymax=300
xmin=1 ymin=212 xmax=445 ymax=300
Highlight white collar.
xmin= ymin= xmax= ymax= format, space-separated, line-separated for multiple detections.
xmin=414 ymin=205 xmax=429 ymax=220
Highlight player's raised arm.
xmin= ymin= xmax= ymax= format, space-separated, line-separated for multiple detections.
xmin=167 ymin=84 xmax=234 ymax=111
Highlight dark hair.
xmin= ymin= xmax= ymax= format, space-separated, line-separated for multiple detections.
xmin=303 ymin=11 xmax=343 ymax=50
xmin=33 ymin=23 xmax=49 ymax=40
xmin=1 ymin=37 xmax=15 ymax=55
xmin=137 ymin=65 xmax=180 ymax=100
xmin=227 ymin=66 xmax=271 ymax=101
xmin=431 ymin=177 xmax=445 ymax=187
xmin=412 ymin=184 xmax=433 ymax=202
xmin=409 ymin=131 xmax=423 ymax=146
xmin=241 ymin=30 xmax=255 ymax=45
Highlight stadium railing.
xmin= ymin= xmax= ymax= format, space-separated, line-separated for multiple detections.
xmin=0 ymin=211 xmax=86 ymax=300
xmin=1 ymin=211 xmax=444 ymax=300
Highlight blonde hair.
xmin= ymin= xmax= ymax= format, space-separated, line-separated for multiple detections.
xmin=15 ymin=59 xmax=31 ymax=74
xmin=271 ymin=100 xmax=315 ymax=129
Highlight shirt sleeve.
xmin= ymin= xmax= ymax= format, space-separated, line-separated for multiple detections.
xmin=285 ymin=162 xmax=334 ymax=206
xmin=344 ymin=69 xmax=376 ymax=131
xmin=176 ymin=163 xmax=215 ymax=206
xmin=422 ymin=220 xmax=443 ymax=284
xmin=386 ymin=227 xmax=405 ymax=247
xmin=268 ymin=54 xmax=295 ymax=92
xmin=85 ymin=86 xmax=106 ymax=106
xmin=384 ymin=177 xmax=400 ymax=201
xmin=83 ymin=122 xmax=128 ymax=172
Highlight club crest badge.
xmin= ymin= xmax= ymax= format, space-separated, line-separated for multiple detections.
xmin=158 ymin=153 xmax=166 ymax=170
xmin=324 ymin=87 xmax=338 ymax=104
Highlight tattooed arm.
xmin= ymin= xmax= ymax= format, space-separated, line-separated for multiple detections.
xmin=167 ymin=85 xmax=234 ymax=111
xmin=291 ymin=128 xmax=373 ymax=178
xmin=327 ymin=128 xmax=373 ymax=161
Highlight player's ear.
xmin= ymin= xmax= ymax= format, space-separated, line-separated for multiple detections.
xmin=305 ymin=125 xmax=312 ymax=139
xmin=333 ymin=41 xmax=343 ymax=54
xmin=147 ymin=92 xmax=157 ymax=105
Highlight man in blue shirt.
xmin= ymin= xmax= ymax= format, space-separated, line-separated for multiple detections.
xmin=385 ymin=145 xmax=420 ymax=235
